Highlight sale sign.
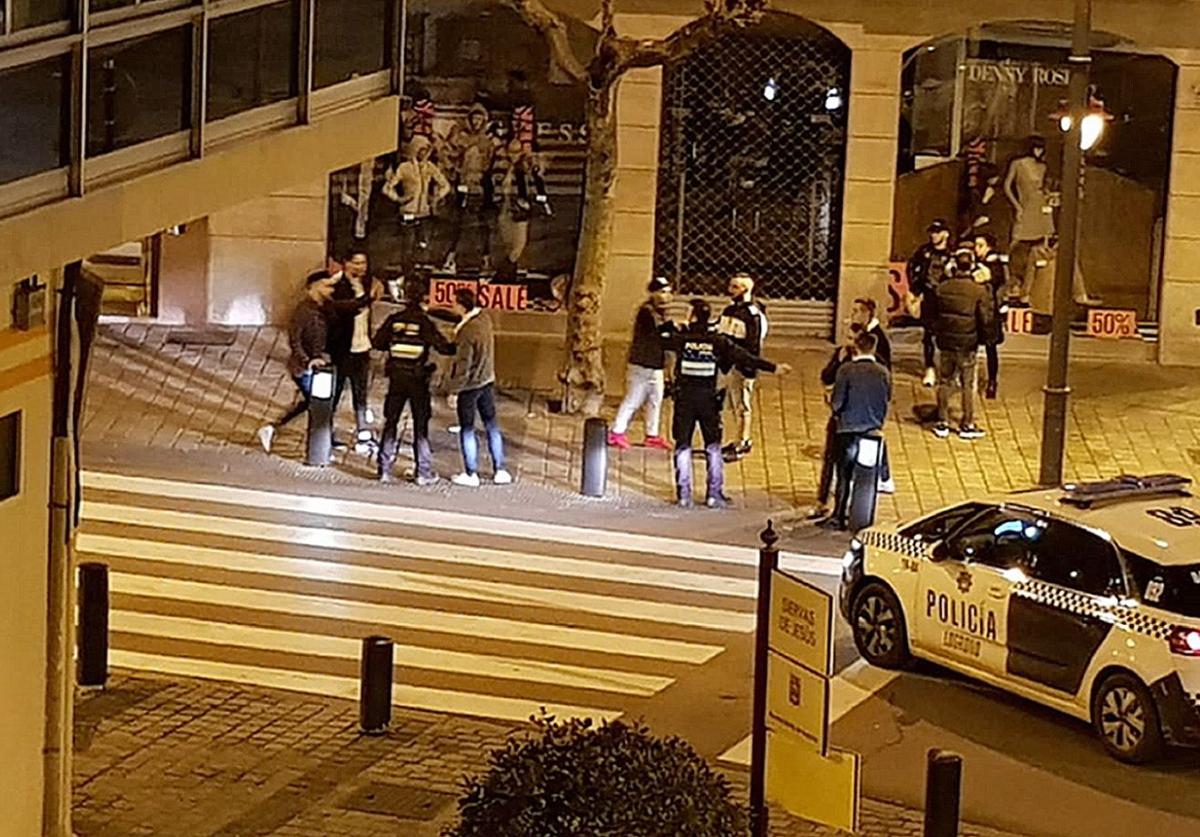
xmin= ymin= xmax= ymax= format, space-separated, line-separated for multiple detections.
xmin=1086 ymin=309 xmax=1139 ymax=340
xmin=430 ymin=279 xmax=529 ymax=312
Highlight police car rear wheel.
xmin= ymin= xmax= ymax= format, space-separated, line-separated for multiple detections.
xmin=1091 ymin=673 xmax=1164 ymax=764
xmin=851 ymin=582 xmax=910 ymax=669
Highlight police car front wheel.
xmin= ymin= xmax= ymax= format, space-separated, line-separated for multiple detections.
xmin=851 ymin=582 xmax=910 ymax=669
xmin=1090 ymin=673 xmax=1165 ymax=764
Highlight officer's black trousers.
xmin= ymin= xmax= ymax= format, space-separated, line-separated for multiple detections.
xmin=672 ymin=387 xmax=724 ymax=501
xmin=378 ymin=374 xmax=433 ymax=479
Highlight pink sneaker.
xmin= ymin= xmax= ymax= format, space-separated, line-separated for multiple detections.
xmin=607 ymin=431 xmax=631 ymax=450
xmin=643 ymin=436 xmax=671 ymax=450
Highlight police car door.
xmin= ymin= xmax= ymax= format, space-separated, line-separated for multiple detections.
xmin=1005 ymin=520 xmax=1125 ymax=696
xmin=915 ymin=507 xmax=1023 ymax=675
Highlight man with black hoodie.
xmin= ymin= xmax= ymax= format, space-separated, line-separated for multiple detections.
xmin=930 ymin=249 xmax=994 ymax=440
xmin=609 ymin=276 xmax=673 ymax=450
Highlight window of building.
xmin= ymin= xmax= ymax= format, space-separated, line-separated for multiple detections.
xmin=7 ymin=0 xmax=72 ymax=31
xmin=89 ymin=0 xmax=191 ymax=13
xmin=208 ymin=1 xmax=300 ymax=122
xmin=0 ymin=56 xmax=71 ymax=185
xmin=313 ymin=0 xmax=390 ymax=89
xmin=0 ymin=411 xmax=20 ymax=503
xmin=86 ymin=27 xmax=192 ymax=157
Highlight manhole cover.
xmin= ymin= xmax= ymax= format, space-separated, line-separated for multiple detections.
xmin=340 ymin=782 xmax=456 ymax=821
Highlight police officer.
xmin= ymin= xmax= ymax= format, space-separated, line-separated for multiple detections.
xmin=717 ymin=272 xmax=768 ymax=462
xmin=663 ymin=299 xmax=788 ymax=508
xmin=371 ymin=278 xmax=455 ymax=484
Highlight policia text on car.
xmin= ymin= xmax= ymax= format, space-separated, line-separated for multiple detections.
xmin=660 ymin=299 xmax=789 ymax=508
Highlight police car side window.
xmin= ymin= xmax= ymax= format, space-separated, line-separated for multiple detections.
xmin=945 ymin=508 xmax=1035 ymax=569
xmin=899 ymin=502 xmax=989 ymax=542
xmin=1025 ymin=522 xmax=1124 ymax=597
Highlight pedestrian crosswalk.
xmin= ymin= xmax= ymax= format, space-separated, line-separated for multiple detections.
xmin=79 ymin=472 xmax=836 ymax=725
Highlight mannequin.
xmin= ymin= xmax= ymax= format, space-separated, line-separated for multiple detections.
xmin=383 ymin=136 xmax=451 ymax=280
xmin=1004 ymin=135 xmax=1055 ymax=304
xmin=492 ymin=137 xmax=550 ymax=281
xmin=441 ymin=103 xmax=497 ymax=274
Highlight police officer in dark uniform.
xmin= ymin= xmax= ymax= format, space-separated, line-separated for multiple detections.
xmin=371 ymin=278 xmax=455 ymax=484
xmin=663 ymin=299 xmax=788 ymax=508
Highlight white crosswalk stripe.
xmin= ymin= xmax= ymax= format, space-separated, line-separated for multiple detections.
xmin=79 ymin=471 xmax=775 ymax=725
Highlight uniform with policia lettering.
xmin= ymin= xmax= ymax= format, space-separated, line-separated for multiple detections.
xmin=371 ymin=300 xmax=455 ymax=481
xmin=662 ymin=321 xmax=777 ymax=504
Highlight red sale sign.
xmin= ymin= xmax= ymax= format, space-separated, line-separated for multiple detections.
xmin=430 ymin=279 xmax=529 ymax=312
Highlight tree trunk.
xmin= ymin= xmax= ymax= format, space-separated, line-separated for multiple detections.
xmin=561 ymin=82 xmax=618 ymax=415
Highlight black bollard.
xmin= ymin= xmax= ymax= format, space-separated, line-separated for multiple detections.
xmin=580 ymin=417 xmax=608 ymax=497
xmin=847 ymin=433 xmax=884 ymax=532
xmin=305 ymin=365 xmax=336 ymax=467
xmin=77 ymin=562 xmax=109 ymax=688
xmin=359 ymin=636 xmax=394 ymax=735
xmin=924 ymin=749 xmax=963 ymax=837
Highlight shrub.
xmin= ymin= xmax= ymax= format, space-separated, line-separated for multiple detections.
xmin=443 ymin=715 xmax=748 ymax=837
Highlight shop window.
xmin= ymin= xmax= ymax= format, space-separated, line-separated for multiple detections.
xmin=208 ymin=1 xmax=300 ymax=121
xmin=7 ymin=0 xmax=71 ymax=30
xmin=0 ymin=56 xmax=71 ymax=185
xmin=86 ymin=27 xmax=192 ymax=157
xmin=890 ymin=25 xmax=1177 ymax=327
xmin=325 ymin=0 xmax=593 ymax=313
xmin=0 ymin=412 xmax=19 ymax=503
xmin=313 ymin=0 xmax=390 ymax=89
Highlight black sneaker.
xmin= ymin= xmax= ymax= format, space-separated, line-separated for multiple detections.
xmin=932 ymin=423 xmax=951 ymax=439
xmin=985 ymin=380 xmax=998 ymax=400
xmin=817 ymin=517 xmax=847 ymax=532
xmin=958 ymin=424 xmax=986 ymax=440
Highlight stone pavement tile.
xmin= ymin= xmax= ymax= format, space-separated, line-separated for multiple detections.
xmin=83 ymin=325 xmax=1200 ymax=547
xmin=73 ymin=670 xmax=1028 ymax=837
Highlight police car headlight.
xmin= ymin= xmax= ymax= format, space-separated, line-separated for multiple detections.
xmin=842 ymin=538 xmax=864 ymax=570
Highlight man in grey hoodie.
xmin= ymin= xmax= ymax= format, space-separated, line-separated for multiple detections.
xmin=447 ymin=287 xmax=511 ymax=487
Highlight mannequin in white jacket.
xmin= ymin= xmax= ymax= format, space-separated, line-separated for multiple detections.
xmin=383 ymin=136 xmax=451 ymax=279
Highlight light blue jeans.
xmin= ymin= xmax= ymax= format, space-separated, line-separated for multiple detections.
xmin=611 ymin=365 xmax=664 ymax=437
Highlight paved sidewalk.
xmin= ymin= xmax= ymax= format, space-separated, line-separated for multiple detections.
xmin=83 ymin=323 xmax=1200 ymax=546
xmin=74 ymin=670 xmax=1024 ymax=837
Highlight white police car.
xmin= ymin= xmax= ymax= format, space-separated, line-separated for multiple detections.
xmin=839 ymin=474 xmax=1200 ymax=762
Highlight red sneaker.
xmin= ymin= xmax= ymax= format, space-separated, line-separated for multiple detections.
xmin=643 ymin=436 xmax=671 ymax=450
xmin=607 ymin=431 xmax=631 ymax=450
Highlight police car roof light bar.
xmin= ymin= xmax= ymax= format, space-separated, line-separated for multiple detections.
xmin=1060 ymin=473 xmax=1193 ymax=508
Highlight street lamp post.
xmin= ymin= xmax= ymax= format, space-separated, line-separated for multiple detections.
xmin=1038 ymin=0 xmax=1092 ymax=487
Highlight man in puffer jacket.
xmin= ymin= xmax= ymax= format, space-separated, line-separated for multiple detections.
xmin=929 ymin=249 xmax=994 ymax=441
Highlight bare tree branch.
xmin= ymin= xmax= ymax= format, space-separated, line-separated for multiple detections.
xmin=504 ymin=0 xmax=589 ymax=84
xmin=613 ymin=0 xmax=766 ymax=74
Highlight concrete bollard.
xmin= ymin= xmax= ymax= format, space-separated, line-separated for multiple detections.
xmin=77 ymin=562 xmax=109 ymax=688
xmin=359 ymin=636 xmax=393 ymax=735
xmin=580 ymin=417 xmax=608 ymax=497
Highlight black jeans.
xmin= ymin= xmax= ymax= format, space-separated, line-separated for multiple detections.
xmin=672 ymin=386 xmax=724 ymax=501
xmin=333 ymin=351 xmax=370 ymax=434
xmin=985 ymin=343 xmax=999 ymax=385
xmin=817 ymin=416 xmax=837 ymax=505
xmin=378 ymin=374 xmax=433 ymax=479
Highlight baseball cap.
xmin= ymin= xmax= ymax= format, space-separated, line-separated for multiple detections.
xmin=648 ymin=276 xmax=672 ymax=293
xmin=927 ymin=219 xmax=950 ymax=233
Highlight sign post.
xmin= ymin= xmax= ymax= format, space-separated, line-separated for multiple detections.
xmin=750 ymin=521 xmax=860 ymax=834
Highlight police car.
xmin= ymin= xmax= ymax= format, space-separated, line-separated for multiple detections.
xmin=839 ymin=474 xmax=1200 ymax=763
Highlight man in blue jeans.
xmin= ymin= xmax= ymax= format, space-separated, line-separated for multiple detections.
xmin=447 ymin=287 xmax=511 ymax=487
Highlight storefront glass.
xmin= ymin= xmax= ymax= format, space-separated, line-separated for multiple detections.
xmin=86 ymin=27 xmax=192 ymax=157
xmin=892 ymin=26 xmax=1176 ymax=324
xmin=8 ymin=0 xmax=71 ymax=29
xmin=208 ymin=1 xmax=300 ymax=122
xmin=0 ymin=56 xmax=71 ymax=185
xmin=326 ymin=0 xmax=592 ymax=311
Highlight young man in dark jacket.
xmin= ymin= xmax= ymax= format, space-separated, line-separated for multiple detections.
xmin=258 ymin=271 xmax=336 ymax=453
xmin=825 ymin=331 xmax=892 ymax=531
xmin=907 ymin=219 xmax=953 ymax=387
xmin=372 ymin=278 xmax=456 ymax=484
xmin=973 ymin=233 xmax=1007 ymax=399
xmin=930 ymin=250 xmax=994 ymax=440
xmin=663 ymin=299 xmax=788 ymax=508
xmin=717 ymin=272 xmax=768 ymax=462
xmin=328 ymin=251 xmax=379 ymax=447
xmin=609 ymin=277 xmax=673 ymax=450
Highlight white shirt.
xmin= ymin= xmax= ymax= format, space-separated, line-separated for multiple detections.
xmin=345 ymin=273 xmax=371 ymax=354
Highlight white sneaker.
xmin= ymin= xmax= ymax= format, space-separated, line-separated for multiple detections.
xmin=922 ymin=368 xmax=937 ymax=387
xmin=365 ymin=408 xmax=375 ymax=425
xmin=257 ymin=425 xmax=275 ymax=453
xmin=878 ymin=478 xmax=896 ymax=494
xmin=447 ymin=425 xmax=461 ymax=435
xmin=452 ymin=472 xmax=481 ymax=488
xmin=493 ymin=469 xmax=513 ymax=485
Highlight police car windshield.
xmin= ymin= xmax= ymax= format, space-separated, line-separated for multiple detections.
xmin=1124 ymin=551 xmax=1200 ymax=617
